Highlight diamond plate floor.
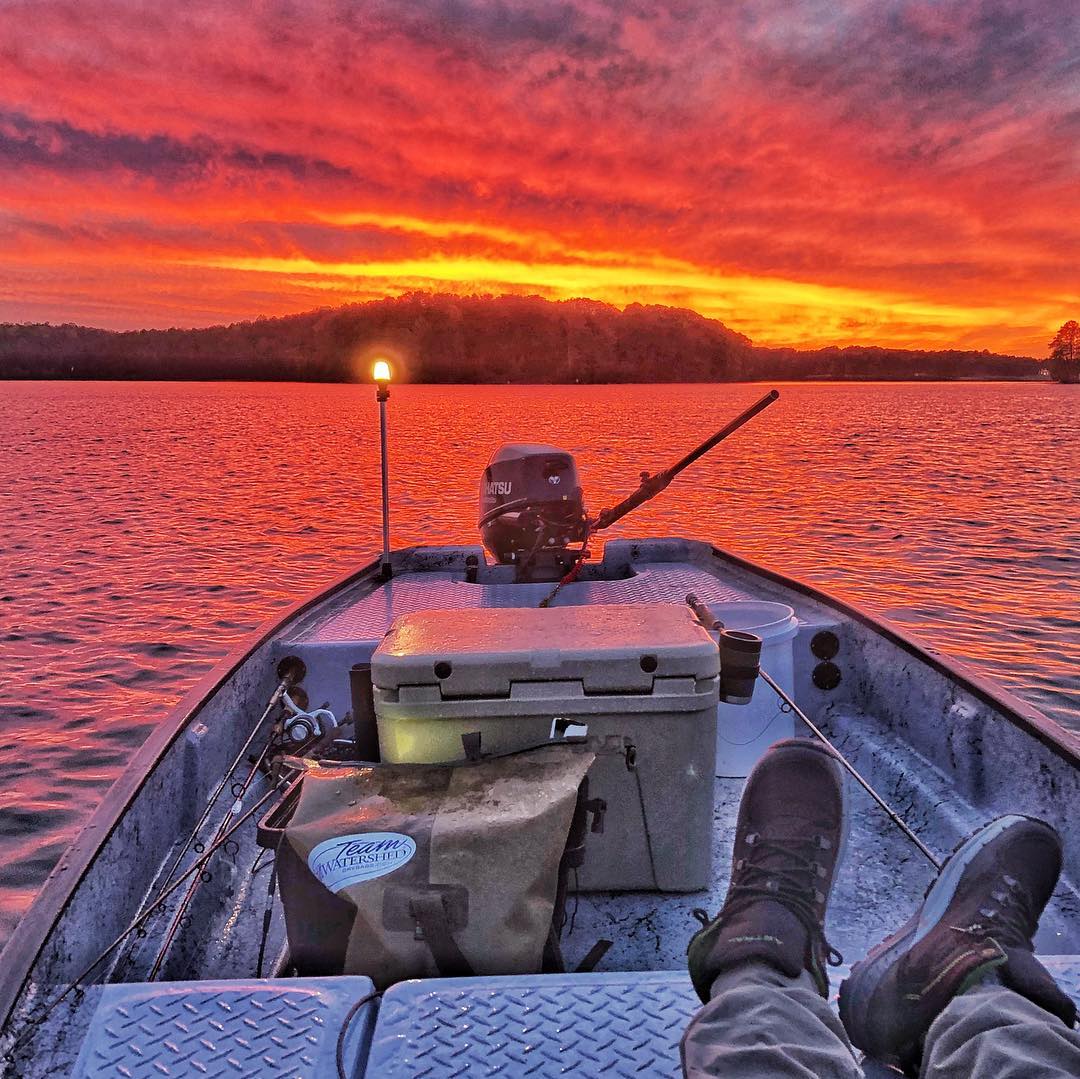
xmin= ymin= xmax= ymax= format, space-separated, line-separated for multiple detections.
xmin=71 ymin=976 xmax=376 ymax=1079
xmin=297 ymin=563 xmax=751 ymax=644
xmin=368 ymin=972 xmax=700 ymax=1078
xmin=367 ymin=965 xmax=1080 ymax=1078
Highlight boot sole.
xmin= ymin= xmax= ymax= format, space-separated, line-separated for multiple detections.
xmin=838 ymin=813 xmax=1032 ymax=1053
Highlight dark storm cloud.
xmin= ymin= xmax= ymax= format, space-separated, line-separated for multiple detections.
xmin=346 ymin=0 xmax=621 ymax=59
xmin=0 ymin=113 xmax=207 ymax=178
xmin=753 ymin=0 xmax=1074 ymax=123
xmin=0 ymin=112 xmax=359 ymax=185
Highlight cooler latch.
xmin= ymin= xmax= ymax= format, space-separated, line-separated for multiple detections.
xmin=586 ymin=797 xmax=607 ymax=835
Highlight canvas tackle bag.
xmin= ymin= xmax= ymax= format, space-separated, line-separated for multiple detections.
xmin=275 ymin=742 xmax=596 ymax=989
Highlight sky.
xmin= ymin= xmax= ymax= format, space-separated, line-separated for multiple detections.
xmin=1 ymin=0 xmax=1077 ymax=353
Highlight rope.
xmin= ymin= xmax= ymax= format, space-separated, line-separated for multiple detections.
xmin=336 ymin=992 xmax=381 ymax=1079
xmin=631 ymin=760 xmax=661 ymax=889
xmin=538 ymin=524 xmax=592 ymax=608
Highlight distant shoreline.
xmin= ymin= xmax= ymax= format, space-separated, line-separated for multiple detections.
xmin=0 ymin=294 xmax=1049 ymax=383
xmin=2 ymin=375 xmax=1055 ymax=385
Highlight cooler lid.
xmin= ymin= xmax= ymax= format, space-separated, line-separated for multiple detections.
xmin=372 ymin=603 xmax=718 ymax=698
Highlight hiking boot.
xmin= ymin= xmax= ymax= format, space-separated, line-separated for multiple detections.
xmin=687 ymin=737 xmax=845 ymax=1003
xmin=839 ymin=814 xmax=1076 ymax=1065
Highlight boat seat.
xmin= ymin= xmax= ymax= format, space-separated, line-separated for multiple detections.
xmin=66 ymin=960 xmax=1080 ymax=1077
xmin=367 ymin=970 xmax=701 ymax=1077
xmin=70 ymin=976 xmax=376 ymax=1079
xmin=367 ymin=961 xmax=1080 ymax=1077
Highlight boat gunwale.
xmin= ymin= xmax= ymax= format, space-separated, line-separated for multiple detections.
xmin=0 ymin=554 xmax=383 ymax=1031
xmin=2 ymin=538 xmax=1076 ymax=1033
xmin=709 ymin=544 xmax=1080 ymax=766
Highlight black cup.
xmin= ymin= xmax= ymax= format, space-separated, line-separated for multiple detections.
xmin=719 ymin=629 xmax=762 ymax=704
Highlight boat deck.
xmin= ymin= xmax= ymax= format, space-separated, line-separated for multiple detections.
xmin=38 ymin=724 xmax=1080 ymax=1078
xmin=276 ymin=541 xmax=1080 ymax=966
xmin=566 ymin=714 xmax=1080 ymax=973
xmin=107 ymin=705 xmax=1080 ymax=984
xmin=62 ymin=961 xmax=1080 ymax=1078
xmin=281 ymin=549 xmax=758 ymax=723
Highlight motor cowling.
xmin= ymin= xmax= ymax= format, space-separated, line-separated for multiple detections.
xmin=479 ymin=443 xmax=587 ymax=575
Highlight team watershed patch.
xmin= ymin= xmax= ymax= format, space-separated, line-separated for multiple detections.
xmin=307 ymin=832 xmax=417 ymax=892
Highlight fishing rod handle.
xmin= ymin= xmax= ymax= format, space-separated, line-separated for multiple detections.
xmin=685 ymin=593 xmax=722 ymax=630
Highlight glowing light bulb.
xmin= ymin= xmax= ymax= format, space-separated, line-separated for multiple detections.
xmin=373 ymin=359 xmax=392 ymax=384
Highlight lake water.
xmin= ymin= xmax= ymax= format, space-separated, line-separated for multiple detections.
xmin=0 ymin=380 xmax=1077 ymax=948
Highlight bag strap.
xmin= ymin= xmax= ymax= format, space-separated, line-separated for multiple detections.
xmin=410 ymin=893 xmax=475 ymax=977
xmin=574 ymin=939 xmax=613 ymax=973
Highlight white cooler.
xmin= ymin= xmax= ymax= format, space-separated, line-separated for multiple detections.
xmin=707 ymin=601 xmax=799 ymax=777
xmin=371 ymin=603 xmax=720 ymax=891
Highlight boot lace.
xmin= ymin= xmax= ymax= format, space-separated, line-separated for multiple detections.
xmin=695 ymin=834 xmax=843 ymax=966
xmin=955 ymin=874 xmax=1038 ymax=949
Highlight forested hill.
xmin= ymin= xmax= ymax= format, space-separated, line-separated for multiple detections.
xmin=0 ymin=293 xmax=1044 ymax=382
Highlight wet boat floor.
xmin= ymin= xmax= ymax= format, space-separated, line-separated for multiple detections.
xmin=562 ymin=708 xmax=1080 ymax=973
xmin=154 ymin=706 xmax=1080 ymax=987
xmin=150 ymin=707 xmax=1080 ymax=985
xmin=23 ymin=706 xmax=1080 ymax=1076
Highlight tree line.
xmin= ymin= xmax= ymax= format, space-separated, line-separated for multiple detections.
xmin=1048 ymin=321 xmax=1079 ymax=383
xmin=0 ymin=293 xmax=1052 ymax=383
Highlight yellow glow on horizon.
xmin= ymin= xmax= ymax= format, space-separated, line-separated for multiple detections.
xmin=314 ymin=210 xmax=534 ymax=246
xmin=184 ymin=250 xmax=1040 ymax=347
xmin=311 ymin=209 xmax=648 ymax=267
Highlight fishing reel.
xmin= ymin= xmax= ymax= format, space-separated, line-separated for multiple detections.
xmin=478 ymin=443 xmax=589 ymax=581
xmin=282 ymin=689 xmax=338 ymax=744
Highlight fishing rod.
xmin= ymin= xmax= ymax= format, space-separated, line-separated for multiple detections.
xmin=685 ymin=594 xmax=941 ymax=870
xmin=149 ymin=665 xmax=340 ymax=977
xmin=758 ymin=670 xmax=941 ymax=870
xmin=4 ymin=783 xmax=283 ymax=1054
xmin=149 ymin=664 xmax=302 ymax=905
xmin=148 ymin=750 xmax=274 ymax=979
xmin=115 ymin=661 xmax=305 ymax=979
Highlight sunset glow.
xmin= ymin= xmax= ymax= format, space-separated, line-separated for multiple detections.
xmin=2 ymin=0 xmax=1078 ymax=353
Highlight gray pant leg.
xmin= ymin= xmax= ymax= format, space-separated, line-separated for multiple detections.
xmin=922 ymin=983 xmax=1080 ymax=1078
xmin=681 ymin=960 xmax=862 ymax=1078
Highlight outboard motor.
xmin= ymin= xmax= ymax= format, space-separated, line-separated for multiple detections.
xmin=479 ymin=443 xmax=588 ymax=579
xmin=476 ymin=391 xmax=781 ymax=584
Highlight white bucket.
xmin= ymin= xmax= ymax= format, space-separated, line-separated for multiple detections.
xmin=707 ymin=601 xmax=799 ymax=778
